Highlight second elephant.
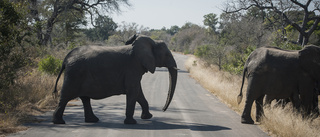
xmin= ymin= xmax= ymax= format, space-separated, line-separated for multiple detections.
xmin=238 ymin=45 xmax=320 ymax=124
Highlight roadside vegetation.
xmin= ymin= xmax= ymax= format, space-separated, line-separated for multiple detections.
xmin=1 ymin=0 xmax=320 ymax=136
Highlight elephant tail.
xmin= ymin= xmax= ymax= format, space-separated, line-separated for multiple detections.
xmin=52 ymin=61 xmax=66 ymax=100
xmin=238 ymin=67 xmax=247 ymax=104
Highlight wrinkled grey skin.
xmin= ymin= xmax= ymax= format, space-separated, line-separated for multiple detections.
xmin=238 ymin=45 xmax=320 ymax=124
xmin=265 ymin=81 xmax=319 ymax=111
xmin=52 ymin=35 xmax=178 ymax=124
xmin=266 ymin=83 xmax=320 ymax=117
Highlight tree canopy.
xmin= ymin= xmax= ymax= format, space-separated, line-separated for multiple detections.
xmin=203 ymin=13 xmax=219 ymax=33
xmin=30 ymin=0 xmax=130 ymax=46
xmin=224 ymin=0 xmax=320 ymax=46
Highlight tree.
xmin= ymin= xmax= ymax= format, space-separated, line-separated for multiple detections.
xmin=84 ymin=16 xmax=117 ymax=41
xmin=149 ymin=30 xmax=171 ymax=44
xmin=194 ymin=44 xmax=227 ymax=70
xmin=0 ymin=0 xmax=31 ymax=111
xmin=170 ymin=23 xmax=209 ymax=53
xmin=109 ymin=22 xmax=149 ymax=44
xmin=52 ymin=7 xmax=87 ymax=46
xmin=203 ymin=13 xmax=219 ymax=34
xmin=167 ymin=25 xmax=180 ymax=35
xmin=29 ymin=0 xmax=130 ymax=46
xmin=224 ymin=0 xmax=320 ymax=46
xmin=96 ymin=16 xmax=118 ymax=41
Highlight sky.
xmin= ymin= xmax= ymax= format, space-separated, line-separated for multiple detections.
xmin=110 ymin=0 xmax=225 ymax=30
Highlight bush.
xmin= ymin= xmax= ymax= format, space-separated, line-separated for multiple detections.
xmin=38 ymin=55 xmax=62 ymax=75
xmin=0 ymin=0 xmax=28 ymax=90
xmin=277 ymin=42 xmax=302 ymax=50
xmin=194 ymin=45 xmax=210 ymax=58
xmin=222 ymin=46 xmax=256 ymax=74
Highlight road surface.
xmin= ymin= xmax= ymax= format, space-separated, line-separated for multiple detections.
xmin=8 ymin=53 xmax=268 ymax=137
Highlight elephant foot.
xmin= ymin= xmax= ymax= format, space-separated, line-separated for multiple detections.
xmin=124 ymin=118 xmax=137 ymax=124
xmin=85 ymin=116 xmax=99 ymax=123
xmin=52 ymin=118 xmax=66 ymax=124
xmin=141 ymin=112 xmax=153 ymax=119
xmin=241 ymin=117 xmax=254 ymax=124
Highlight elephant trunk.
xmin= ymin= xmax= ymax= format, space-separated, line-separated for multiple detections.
xmin=162 ymin=66 xmax=178 ymax=111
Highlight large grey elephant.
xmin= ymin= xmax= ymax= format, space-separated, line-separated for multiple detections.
xmin=52 ymin=35 xmax=178 ymax=124
xmin=238 ymin=45 xmax=320 ymax=124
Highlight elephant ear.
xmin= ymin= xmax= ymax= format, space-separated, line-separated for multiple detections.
xmin=132 ymin=36 xmax=156 ymax=73
xmin=299 ymin=45 xmax=320 ymax=79
xmin=125 ymin=34 xmax=138 ymax=45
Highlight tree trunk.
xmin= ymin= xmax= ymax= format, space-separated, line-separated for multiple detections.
xmin=297 ymin=32 xmax=310 ymax=47
xmin=42 ymin=24 xmax=53 ymax=46
xmin=41 ymin=0 xmax=60 ymax=46
xmin=297 ymin=33 xmax=304 ymax=46
xmin=29 ymin=0 xmax=43 ymax=45
xmin=303 ymin=35 xmax=309 ymax=46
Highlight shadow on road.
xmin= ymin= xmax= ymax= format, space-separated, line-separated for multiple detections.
xmin=91 ymin=119 xmax=231 ymax=132
xmin=26 ymin=106 xmax=231 ymax=132
xmin=27 ymin=116 xmax=231 ymax=132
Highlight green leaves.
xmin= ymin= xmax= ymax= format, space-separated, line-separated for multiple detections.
xmin=38 ymin=55 xmax=62 ymax=75
xmin=203 ymin=13 xmax=219 ymax=34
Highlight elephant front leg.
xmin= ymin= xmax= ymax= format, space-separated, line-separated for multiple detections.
xmin=137 ymin=86 xmax=153 ymax=119
xmin=124 ymin=87 xmax=139 ymax=124
xmin=80 ymin=96 xmax=99 ymax=123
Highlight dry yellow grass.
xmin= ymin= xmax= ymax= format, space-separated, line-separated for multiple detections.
xmin=184 ymin=55 xmax=249 ymax=113
xmin=0 ymin=69 xmax=61 ymax=136
xmin=185 ymin=55 xmax=320 ymax=137
xmin=261 ymin=106 xmax=320 ymax=137
xmin=0 ymin=47 xmax=67 ymax=136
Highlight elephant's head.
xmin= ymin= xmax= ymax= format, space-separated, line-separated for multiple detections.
xmin=126 ymin=34 xmax=178 ymax=111
xmin=299 ymin=45 xmax=320 ymax=81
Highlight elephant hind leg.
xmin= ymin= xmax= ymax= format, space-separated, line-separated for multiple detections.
xmin=80 ymin=96 xmax=99 ymax=123
xmin=52 ymin=99 xmax=68 ymax=124
xmin=241 ymin=98 xmax=255 ymax=124
xmin=255 ymin=95 xmax=265 ymax=122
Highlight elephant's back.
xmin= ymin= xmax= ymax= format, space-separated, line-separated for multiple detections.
xmin=65 ymin=45 xmax=131 ymax=60
xmin=246 ymin=47 xmax=299 ymax=75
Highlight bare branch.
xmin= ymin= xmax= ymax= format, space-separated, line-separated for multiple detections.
xmin=306 ymin=0 xmax=313 ymax=7
xmin=38 ymin=0 xmax=130 ymax=45
xmin=307 ymin=17 xmax=320 ymax=36
xmin=290 ymin=0 xmax=306 ymax=9
xmin=224 ymin=4 xmax=256 ymax=13
xmin=223 ymin=0 xmax=320 ymax=45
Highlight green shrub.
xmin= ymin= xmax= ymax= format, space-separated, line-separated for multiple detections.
xmin=194 ymin=45 xmax=210 ymax=58
xmin=277 ymin=43 xmax=302 ymax=50
xmin=222 ymin=46 xmax=256 ymax=74
xmin=38 ymin=55 xmax=62 ymax=75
